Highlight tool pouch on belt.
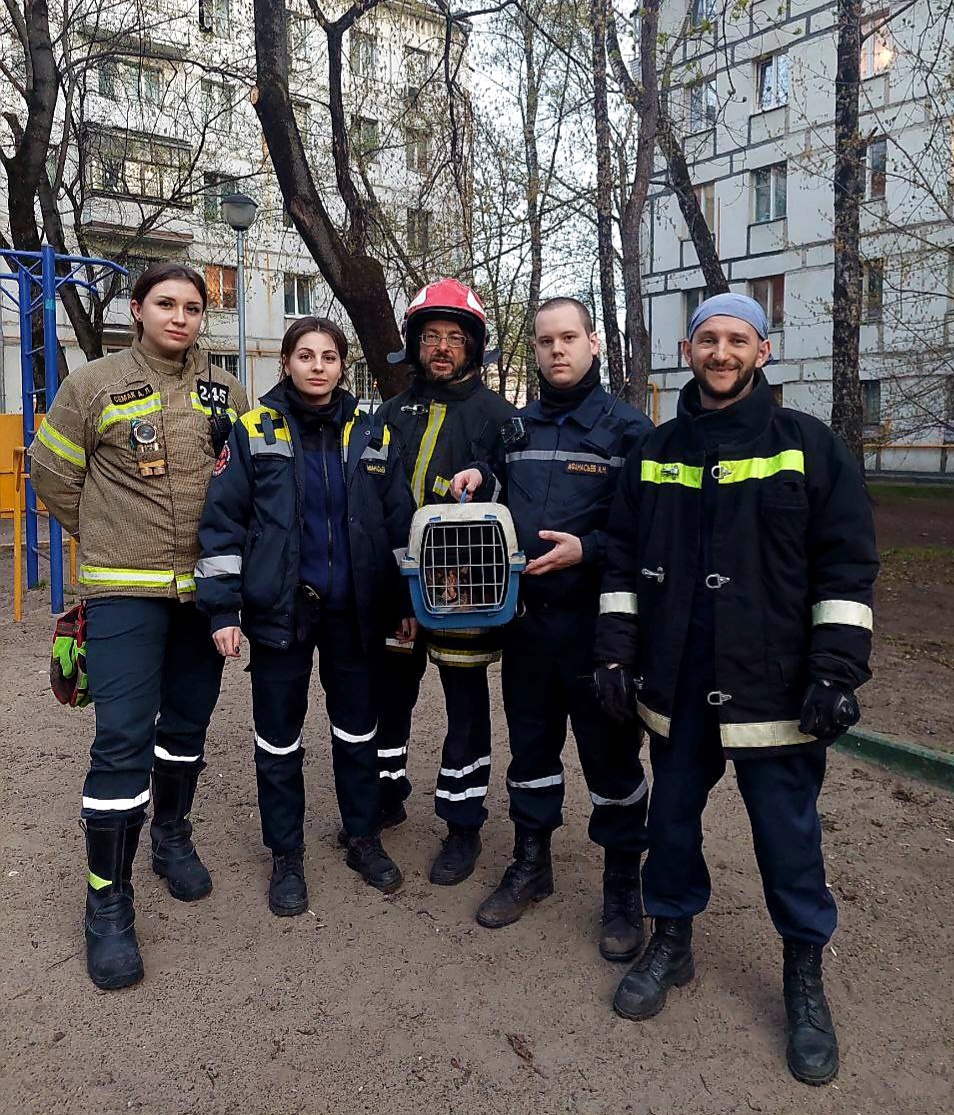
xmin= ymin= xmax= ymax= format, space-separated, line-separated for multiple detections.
xmin=50 ymin=602 xmax=92 ymax=708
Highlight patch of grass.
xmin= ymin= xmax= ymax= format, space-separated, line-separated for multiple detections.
xmin=879 ymin=545 xmax=954 ymax=586
xmin=869 ymin=483 xmax=954 ymax=502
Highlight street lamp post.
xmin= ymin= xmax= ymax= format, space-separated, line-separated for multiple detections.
xmin=220 ymin=192 xmax=258 ymax=387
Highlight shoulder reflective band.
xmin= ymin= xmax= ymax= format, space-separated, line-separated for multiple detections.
xmin=599 ymin=591 xmax=638 ymax=615
xmin=641 ymin=460 xmax=704 ymax=488
xmin=79 ymin=565 xmax=174 ymax=587
xmin=240 ymin=408 xmax=292 ymax=441
xmin=190 ymin=392 xmax=238 ymax=425
xmin=36 ymin=420 xmax=87 ymax=469
xmin=411 ymin=402 xmax=447 ymax=507
xmin=637 ymin=701 xmax=671 ymax=737
xmin=98 ymin=393 xmax=162 ymax=433
xmin=195 ymin=555 xmax=243 ymax=578
xmin=720 ymin=719 xmax=816 ymax=748
xmin=716 ymin=449 xmax=805 ymax=484
xmin=812 ymin=599 xmax=873 ymax=630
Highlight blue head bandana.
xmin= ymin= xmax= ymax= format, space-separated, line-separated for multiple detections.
xmin=687 ymin=293 xmax=769 ymax=341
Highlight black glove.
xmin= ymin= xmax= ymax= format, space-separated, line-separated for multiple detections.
xmin=798 ymin=679 xmax=860 ymax=738
xmin=593 ymin=663 xmax=638 ymax=726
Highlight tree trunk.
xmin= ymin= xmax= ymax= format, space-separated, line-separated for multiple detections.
xmin=591 ymin=0 xmax=624 ymax=392
xmin=831 ymin=0 xmax=866 ymax=465
xmin=521 ymin=13 xmax=542 ymax=403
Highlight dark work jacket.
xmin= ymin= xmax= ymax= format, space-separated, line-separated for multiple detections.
xmin=594 ymin=372 xmax=879 ymax=757
xmin=195 ymin=381 xmax=414 ymax=651
xmin=478 ymin=379 xmax=652 ymax=612
xmin=375 ymin=372 xmax=517 ymax=508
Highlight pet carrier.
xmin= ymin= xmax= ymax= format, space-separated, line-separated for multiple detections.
xmin=402 ymin=500 xmax=526 ymax=630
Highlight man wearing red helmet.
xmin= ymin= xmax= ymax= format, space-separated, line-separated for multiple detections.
xmin=365 ymin=279 xmax=517 ymax=885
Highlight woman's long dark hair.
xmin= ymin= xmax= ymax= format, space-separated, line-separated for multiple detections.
xmin=129 ymin=263 xmax=207 ymax=340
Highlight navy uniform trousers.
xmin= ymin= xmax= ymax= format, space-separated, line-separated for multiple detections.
xmin=502 ymin=603 xmax=648 ymax=854
xmin=643 ymin=661 xmax=837 ymax=946
xmin=249 ymin=605 xmax=381 ymax=851
xmin=82 ymin=597 xmax=224 ymax=818
xmin=375 ymin=637 xmax=493 ymax=831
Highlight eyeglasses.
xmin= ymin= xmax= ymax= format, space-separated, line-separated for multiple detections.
xmin=420 ymin=330 xmax=468 ymax=349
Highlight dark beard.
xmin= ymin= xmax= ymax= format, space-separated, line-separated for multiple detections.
xmin=696 ymin=362 xmax=756 ymax=403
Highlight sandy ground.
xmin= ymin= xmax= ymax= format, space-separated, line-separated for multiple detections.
xmin=2 ymin=570 xmax=954 ymax=1115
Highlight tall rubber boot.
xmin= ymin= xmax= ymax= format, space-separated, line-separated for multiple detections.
xmin=613 ymin=916 xmax=694 ymax=1020
xmin=84 ymin=812 xmax=145 ymax=990
xmin=783 ymin=940 xmax=839 ymax=1085
xmin=475 ymin=826 xmax=553 ymax=929
xmin=150 ymin=762 xmax=212 ymax=901
xmin=600 ymin=849 xmax=644 ymax=962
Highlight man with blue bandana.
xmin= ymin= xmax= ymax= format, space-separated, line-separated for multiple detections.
xmin=593 ymin=292 xmax=878 ymax=1086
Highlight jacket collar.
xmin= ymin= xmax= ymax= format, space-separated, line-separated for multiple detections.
xmin=131 ymin=338 xmax=201 ymax=381
xmin=262 ymin=379 xmax=359 ymax=427
xmin=676 ymin=370 xmax=774 ymax=451
xmin=523 ymin=379 xmax=610 ymax=430
xmin=410 ymin=371 xmax=482 ymax=404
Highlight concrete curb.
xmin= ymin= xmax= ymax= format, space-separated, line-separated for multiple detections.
xmin=834 ymin=727 xmax=954 ymax=792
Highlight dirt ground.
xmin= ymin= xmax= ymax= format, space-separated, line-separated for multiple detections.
xmin=2 ymin=488 xmax=953 ymax=1115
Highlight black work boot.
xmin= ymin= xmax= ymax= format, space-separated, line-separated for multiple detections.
xmin=600 ymin=851 xmax=645 ymax=962
xmin=430 ymin=825 xmax=482 ymax=886
xmin=336 ymin=802 xmax=407 ymax=848
xmin=150 ymin=763 xmax=213 ymax=901
xmin=783 ymin=940 xmax=839 ymax=1085
xmin=346 ymin=835 xmax=403 ymax=894
xmin=613 ymin=916 xmax=694 ymax=1020
xmin=475 ymin=826 xmax=553 ymax=929
xmin=268 ymin=848 xmax=309 ymax=917
xmin=84 ymin=812 xmax=146 ymax=990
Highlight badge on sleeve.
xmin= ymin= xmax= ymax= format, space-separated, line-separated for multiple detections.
xmin=212 ymin=443 xmax=230 ymax=477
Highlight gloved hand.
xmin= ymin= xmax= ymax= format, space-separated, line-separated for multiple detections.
xmin=50 ymin=603 xmax=91 ymax=708
xmin=593 ymin=663 xmax=639 ymax=726
xmin=798 ymin=679 xmax=860 ymax=738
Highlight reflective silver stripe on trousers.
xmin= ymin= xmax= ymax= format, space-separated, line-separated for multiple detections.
xmin=590 ymin=778 xmax=648 ymax=807
xmin=507 ymin=772 xmax=564 ymax=790
xmin=440 ymin=755 xmax=490 ymax=778
xmin=378 ymin=745 xmax=407 ymax=759
xmin=599 ymin=591 xmax=638 ymax=615
xmin=637 ymin=701 xmax=671 ymax=738
xmin=255 ymin=733 xmax=302 ymax=756
xmin=505 ymin=449 xmax=624 ymax=467
xmin=435 ymin=786 xmax=488 ymax=801
xmin=195 ymin=554 xmax=243 ymax=578
xmin=154 ymin=746 xmax=201 ymax=763
xmin=332 ymin=724 xmax=377 ymax=743
xmin=380 ymin=769 xmax=407 ymax=779
xmin=720 ymin=720 xmax=816 ymax=748
xmin=811 ymin=599 xmax=873 ymax=630
xmin=82 ymin=789 xmax=150 ymax=811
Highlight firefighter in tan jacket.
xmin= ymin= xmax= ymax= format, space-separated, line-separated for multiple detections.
xmin=30 ymin=263 xmax=249 ymax=992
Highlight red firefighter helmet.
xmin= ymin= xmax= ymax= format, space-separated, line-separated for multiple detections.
xmin=388 ymin=278 xmax=496 ymax=368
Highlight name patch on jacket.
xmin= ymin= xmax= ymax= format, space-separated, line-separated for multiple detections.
xmin=110 ymin=384 xmax=154 ymax=405
xmin=364 ymin=462 xmax=386 ymax=475
xmin=566 ymin=460 xmax=608 ymax=476
xmin=196 ymin=380 xmax=230 ymax=409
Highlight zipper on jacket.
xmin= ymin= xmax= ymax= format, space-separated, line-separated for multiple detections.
xmin=321 ymin=423 xmax=334 ymax=598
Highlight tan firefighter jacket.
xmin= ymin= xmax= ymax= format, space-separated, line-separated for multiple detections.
xmin=29 ymin=340 xmax=250 ymax=601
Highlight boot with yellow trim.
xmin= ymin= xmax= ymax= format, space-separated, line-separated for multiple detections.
xmin=84 ymin=812 xmax=145 ymax=990
xmin=150 ymin=762 xmax=213 ymax=901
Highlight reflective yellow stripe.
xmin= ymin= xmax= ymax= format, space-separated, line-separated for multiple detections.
xmin=717 ymin=449 xmax=805 ymax=484
xmin=641 ymin=460 xmax=704 ymax=489
xmin=79 ymin=565 xmax=174 ymax=587
xmin=600 ymin=592 xmax=638 ymax=615
xmin=190 ymin=392 xmax=238 ymax=425
xmin=411 ymin=403 xmax=447 ymax=507
xmin=720 ymin=719 xmax=816 ymax=748
xmin=343 ymin=415 xmax=357 ymax=452
xmin=239 ymin=407 xmax=291 ymax=442
xmin=176 ymin=574 xmax=196 ymax=593
xmin=433 ymin=475 xmax=450 ymax=496
xmin=427 ymin=647 xmax=500 ymax=667
xmin=36 ymin=420 xmax=86 ymax=468
xmin=87 ymin=871 xmax=111 ymax=891
xmin=637 ymin=701 xmax=671 ymax=737
xmin=98 ymin=393 xmax=162 ymax=433
xmin=812 ymin=599 xmax=873 ymax=630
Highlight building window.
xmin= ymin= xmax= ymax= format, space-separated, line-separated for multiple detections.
xmin=117 ymin=255 xmax=160 ymax=297
xmin=203 ymin=172 xmax=238 ymax=222
xmin=861 ymin=16 xmax=893 ymax=78
xmin=350 ymin=30 xmax=377 ymax=78
xmin=753 ymin=163 xmax=787 ymax=223
xmin=206 ymin=265 xmax=237 ymax=310
xmin=405 ymin=128 xmax=429 ymax=174
xmin=864 ymin=136 xmax=887 ymax=200
xmin=86 ymin=130 xmax=190 ymax=205
xmin=201 ymin=79 xmax=233 ymax=132
xmin=407 ymin=208 xmax=430 ymax=255
xmin=284 ymin=273 xmax=313 ymax=316
xmin=684 ymin=287 xmax=709 ymax=333
xmin=198 ymin=0 xmax=230 ymax=35
xmin=750 ymin=275 xmax=785 ymax=330
xmin=404 ymin=46 xmax=430 ymax=103
xmin=351 ymin=115 xmax=380 ymax=160
xmin=287 ymin=12 xmax=312 ymax=58
xmin=352 ymin=359 xmax=375 ymax=401
xmin=99 ymin=61 xmax=163 ymax=104
xmin=690 ymin=0 xmax=716 ymax=27
xmin=688 ymin=80 xmax=717 ymax=132
xmin=694 ymin=183 xmax=715 ymax=230
xmin=863 ymin=259 xmax=884 ymax=322
xmin=943 ymin=376 xmax=954 ymax=442
xmin=756 ymin=53 xmax=790 ymax=112
xmin=862 ymin=380 xmax=882 ymax=430
xmin=210 ymin=352 xmax=240 ymax=378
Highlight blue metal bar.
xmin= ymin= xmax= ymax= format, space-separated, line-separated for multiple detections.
xmin=18 ymin=265 xmax=39 ymax=589
xmin=42 ymin=245 xmax=64 ymax=613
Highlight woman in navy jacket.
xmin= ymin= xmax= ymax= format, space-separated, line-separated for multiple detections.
xmin=195 ymin=317 xmax=415 ymax=915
